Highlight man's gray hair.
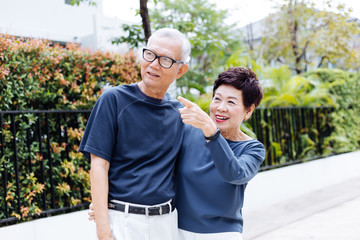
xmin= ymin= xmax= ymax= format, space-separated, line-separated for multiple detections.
xmin=147 ymin=28 xmax=191 ymax=63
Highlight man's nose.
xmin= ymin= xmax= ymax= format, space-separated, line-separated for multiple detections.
xmin=149 ymin=57 xmax=161 ymax=68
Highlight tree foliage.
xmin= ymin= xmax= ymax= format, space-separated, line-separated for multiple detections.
xmin=149 ymin=0 xmax=242 ymax=93
xmin=112 ymin=24 xmax=145 ymax=49
xmin=260 ymin=65 xmax=339 ymax=107
xmin=258 ymin=0 xmax=360 ymax=74
xmin=69 ymin=0 xmax=96 ymax=6
xmin=111 ymin=0 xmax=242 ymax=93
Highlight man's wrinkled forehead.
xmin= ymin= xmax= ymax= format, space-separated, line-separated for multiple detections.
xmin=147 ymin=36 xmax=182 ymax=59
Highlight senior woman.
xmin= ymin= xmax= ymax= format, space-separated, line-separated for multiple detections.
xmin=176 ymin=67 xmax=265 ymax=240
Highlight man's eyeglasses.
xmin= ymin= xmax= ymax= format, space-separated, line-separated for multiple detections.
xmin=142 ymin=48 xmax=183 ymax=69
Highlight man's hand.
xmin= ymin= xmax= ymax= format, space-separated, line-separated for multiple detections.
xmin=178 ymin=96 xmax=218 ymax=138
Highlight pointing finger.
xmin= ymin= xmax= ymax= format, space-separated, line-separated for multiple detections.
xmin=177 ymin=96 xmax=194 ymax=108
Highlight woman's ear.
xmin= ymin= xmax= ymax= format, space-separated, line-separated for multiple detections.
xmin=245 ymin=104 xmax=256 ymax=120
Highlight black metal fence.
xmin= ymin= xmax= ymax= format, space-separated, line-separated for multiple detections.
xmin=0 ymin=110 xmax=91 ymax=226
xmin=0 ymin=107 xmax=334 ymax=226
xmin=250 ymin=107 xmax=334 ymax=170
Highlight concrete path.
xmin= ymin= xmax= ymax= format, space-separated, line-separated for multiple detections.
xmin=243 ymin=177 xmax=360 ymax=240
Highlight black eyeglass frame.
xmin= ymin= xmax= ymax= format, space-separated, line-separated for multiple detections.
xmin=142 ymin=48 xmax=184 ymax=69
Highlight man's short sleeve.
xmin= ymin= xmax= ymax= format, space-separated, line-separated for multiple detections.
xmin=79 ymin=89 xmax=118 ymax=162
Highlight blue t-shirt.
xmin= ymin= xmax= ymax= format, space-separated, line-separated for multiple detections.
xmin=79 ymin=83 xmax=184 ymax=205
xmin=175 ymin=125 xmax=265 ymax=233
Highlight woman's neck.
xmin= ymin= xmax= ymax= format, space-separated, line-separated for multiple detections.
xmin=221 ymin=129 xmax=252 ymax=141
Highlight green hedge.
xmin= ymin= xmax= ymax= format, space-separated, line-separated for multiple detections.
xmin=304 ymin=69 xmax=360 ymax=153
xmin=0 ymin=34 xmax=141 ymax=110
xmin=0 ymin=34 xmax=141 ymax=223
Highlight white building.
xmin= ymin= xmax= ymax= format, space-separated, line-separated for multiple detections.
xmin=0 ymin=0 xmax=133 ymax=54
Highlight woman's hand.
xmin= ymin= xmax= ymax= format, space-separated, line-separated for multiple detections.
xmin=178 ymin=96 xmax=218 ymax=138
xmin=88 ymin=202 xmax=95 ymax=221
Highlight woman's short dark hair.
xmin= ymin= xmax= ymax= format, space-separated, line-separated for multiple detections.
xmin=213 ymin=67 xmax=263 ymax=109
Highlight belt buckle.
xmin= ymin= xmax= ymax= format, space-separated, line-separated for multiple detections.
xmin=146 ymin=206 xmax=162 ymax=216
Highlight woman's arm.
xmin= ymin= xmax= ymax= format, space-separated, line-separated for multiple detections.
xmin=206 ymin=137 xmax=265 ymax=185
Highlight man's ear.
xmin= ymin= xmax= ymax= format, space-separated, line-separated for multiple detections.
xmin=176 ymin=64 xmax=188 ymax=79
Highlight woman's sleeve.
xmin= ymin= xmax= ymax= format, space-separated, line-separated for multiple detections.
xmin=205 ymin=136 xmax=265 ymax=185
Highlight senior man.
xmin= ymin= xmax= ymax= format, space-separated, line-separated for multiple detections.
xmin=79 ymin=28 xmax=190 ymax=240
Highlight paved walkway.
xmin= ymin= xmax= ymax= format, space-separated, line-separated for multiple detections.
xmin=242 ymin=177 xmax=360 ymax=240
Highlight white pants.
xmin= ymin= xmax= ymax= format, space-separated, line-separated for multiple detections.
xmin=178 ymin=229 xmax=243 ymax=240
xmin=108 ymin=200 xmax=178 ymax=240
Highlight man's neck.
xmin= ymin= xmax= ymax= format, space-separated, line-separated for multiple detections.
xmin=138 ymin=81 xmax=167 ymax=99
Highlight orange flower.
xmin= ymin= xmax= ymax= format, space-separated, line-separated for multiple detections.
xmin=36 ymin=152 xmax=43 ymax=161
xmin=20 ymin=205 xmax=30 ymax=218
xmin=56 ymin=182 xmax=71 ymax=195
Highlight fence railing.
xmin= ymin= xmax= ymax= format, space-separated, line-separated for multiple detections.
xmin=0 ymin=107 xmax=334 ymax=226
xmin=250 ymin=107 xmax=334 ymax=170
xmin=0 ymin=110 xmax=91 ymax=226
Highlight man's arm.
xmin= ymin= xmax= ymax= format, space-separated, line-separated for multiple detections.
xmin=90 ymin=154 xmax=114 ymax=240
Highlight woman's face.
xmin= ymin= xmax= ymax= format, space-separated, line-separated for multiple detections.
xmin=210 ymin=85 xmax=249 ymax=133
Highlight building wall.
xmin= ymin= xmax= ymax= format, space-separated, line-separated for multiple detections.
xmin=0 ymin=0 xmax=101 ymax=44
xmin=0 ymin=0 xmax=132 ymax=53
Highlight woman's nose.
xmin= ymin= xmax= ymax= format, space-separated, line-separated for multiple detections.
xmin=217 ymin=103 xmax=227 ymax=112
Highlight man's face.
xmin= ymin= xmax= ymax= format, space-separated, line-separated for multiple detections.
xmin=140 ymin=36 xmax=188 ymax=98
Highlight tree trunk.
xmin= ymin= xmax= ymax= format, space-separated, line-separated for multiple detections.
xmin=246 ymin=23 xmax=254 ymax=51
xmin=287 ymin=3 xmax=301 ymax=74
xmin=140 ymin=0 xmax=151 ymax=44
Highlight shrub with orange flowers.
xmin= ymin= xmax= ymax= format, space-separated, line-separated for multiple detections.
xmin=0 ymin=34 xmax=140 ymax=110
xmin=0 ymin=34 xmax=141 ymax=225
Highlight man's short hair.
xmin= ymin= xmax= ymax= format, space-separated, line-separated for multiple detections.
xmin=147 ymin=28 xmax=191 ymax=63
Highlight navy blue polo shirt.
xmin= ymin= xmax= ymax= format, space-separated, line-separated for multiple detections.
xmin=79 ymin=83 xmax=184 ymax=205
